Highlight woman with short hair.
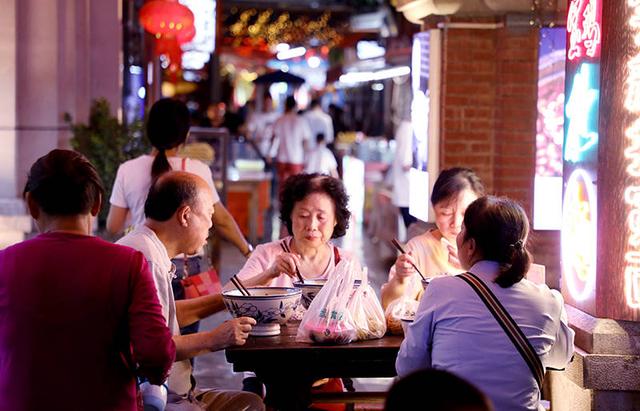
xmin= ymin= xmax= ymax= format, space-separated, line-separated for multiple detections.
xmin=235 ymin=173 xmax=361 ymax=404
xmin=236 ymin=172 xmax=359 ymax=287
xmin=396 ymin=196 xmax=574 ymax=411
xmin=0 ymin=149 xmax=175 ymax=411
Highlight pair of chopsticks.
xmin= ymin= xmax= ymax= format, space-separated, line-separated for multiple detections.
xmin=280 ymin=241 xmax=305 ymax=284
xmin=390 ymin=238 xmax=427 ymax=281
xmin=230 ymin=275 xmax=251 ymax=296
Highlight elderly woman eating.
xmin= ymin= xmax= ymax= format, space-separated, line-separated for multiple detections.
xmin=236 ymin=173 xmax=360 ymax=287
xmin=234 ymin=173 xmax=361 ymax=404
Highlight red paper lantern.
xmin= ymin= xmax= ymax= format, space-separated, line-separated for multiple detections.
xmin=140 ymin=0 xmax=195 ymax=81
xmin=176 ymin=23 xmax=196 ymax=45
xmin=139 ymin=0 xmax=194 ymax=41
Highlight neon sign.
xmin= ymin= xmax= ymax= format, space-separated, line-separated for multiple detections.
xmin=564 ymin=63 xmax=599 ymax=163
xmin=561 ymin=168 xmax=597 ymax=301
xmin=623 ymin=0 xmax=640 ymax=309
xmin=567 ymin=0 xmax=602 ymax=61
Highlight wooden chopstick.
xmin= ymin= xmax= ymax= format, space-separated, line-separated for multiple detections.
xmin=230 ymin=275 xmax=251 ymax=296
xmin=390 ymin=238 xmax=427 ymax=281
xmin=280 ymin=241 xmax=305 ymax=284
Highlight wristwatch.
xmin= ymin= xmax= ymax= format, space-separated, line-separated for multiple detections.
xmin=243 ymin=243 xmax=254 ymax=258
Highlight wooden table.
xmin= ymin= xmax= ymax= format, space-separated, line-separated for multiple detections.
xmin=225 ymin=322 xmax=402 ymax=410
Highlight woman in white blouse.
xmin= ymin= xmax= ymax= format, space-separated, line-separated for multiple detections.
xmin=396 ymin=196 xmax=574 ymax=411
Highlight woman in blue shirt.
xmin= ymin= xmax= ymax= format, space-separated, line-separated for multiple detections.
xmin=396 ymin=196 xmax=574 ymax=411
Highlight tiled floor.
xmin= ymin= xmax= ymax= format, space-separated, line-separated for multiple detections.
xmin=192 ymin=218 xmax=399 ymax=397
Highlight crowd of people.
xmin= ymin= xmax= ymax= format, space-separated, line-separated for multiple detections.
xmin=0 ymin=97 xmax=575 ymax=411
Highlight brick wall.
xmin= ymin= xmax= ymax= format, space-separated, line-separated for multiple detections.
xmin=440 ymin=25 xmax=562 ymax=288
xmin=441 ymin=28 xmax=497 ymax=190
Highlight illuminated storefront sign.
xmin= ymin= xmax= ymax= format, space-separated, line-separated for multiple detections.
xmin=561 ymin=168 xmax=597 ymax=301
xmin=533 ymin=28 xmax=566 ymax=230
xmin=562 ymin=0 xmax=602 ymax=304
xmin=567 ymin=0 xmax=601 ymax=61
xmin=179 ymin=0 xmax=216 ymax=70
xmin=623 ymin=0 xmax=640 ymax=309
xmin=564 ymin=63 xmax=599 ymax=163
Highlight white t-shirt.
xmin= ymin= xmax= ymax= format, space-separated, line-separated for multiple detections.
xmin=304 ymin=146 xmax=337 ymax=175
xmin=396 ymin=260 xmax=575 ymax=411
xmin=303 ymin=108 xmax=334 ymax=146
xmin=110 ymin=154 xmax=220 ymax=229
xmin=116 ymin=225 xmax=192 ymax=396
xmin=272 ymin=112 xmax=312 ymax=164
xmin=247 ymin=110 xmax=280 ymax=157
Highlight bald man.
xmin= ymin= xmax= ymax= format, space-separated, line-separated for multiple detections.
xmin=117 ymin=171 xmax=263 ymax=411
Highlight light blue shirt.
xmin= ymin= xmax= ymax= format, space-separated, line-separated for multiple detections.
xmin=396 ymin=261 xmax=575 ymax=411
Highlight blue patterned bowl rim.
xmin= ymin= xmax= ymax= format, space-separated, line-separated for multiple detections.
xmin=223 ymin=287 xmax=301 ymax=299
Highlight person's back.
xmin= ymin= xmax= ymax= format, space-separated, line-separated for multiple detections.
xmin=304 ymin=133 xmax=338 ymax=177
xmin=247 ymin=110 xmax=279 ymax=158
xmin=112 ymin=154 xmax=216 ymax=229
xmin=0 ymin=149 xmax=174 ymax=411
xmin=272 ymin=96 xmax=311 ymax=165
xmin=0 ymin=235 xmax=170 ymax=410
xmin=419 ymin=270 xmax=568 ymax=410
xmin=396 ymin=196 xmax=574 ymax=411
xmin=303 ymin=99 xmax=334 ymax=148
xmin=273 ymin=112 xmax=311 ymax=164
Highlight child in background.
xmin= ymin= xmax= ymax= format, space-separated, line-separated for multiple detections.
xmin=305 ymin=133 xmax=339 ymax=178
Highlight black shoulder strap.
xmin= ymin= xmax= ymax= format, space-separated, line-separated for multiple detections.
xmin=457 ymin=272 xmax=545 ymax=390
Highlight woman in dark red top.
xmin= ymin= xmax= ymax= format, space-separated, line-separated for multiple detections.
xmin=0 ymin=149 xmax=175 ymax=411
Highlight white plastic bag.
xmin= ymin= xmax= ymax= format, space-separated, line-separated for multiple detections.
xmin=296 ymin=259 xmax=358 ymax=344
xmin=384 ymin=272 xmax=421 ymax=335
xmin=347 ymin=267 xmax=387 ymax=340
xmin=385 ymin=297 xmax=419 ymax=335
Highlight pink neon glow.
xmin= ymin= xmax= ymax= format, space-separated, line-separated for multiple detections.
xmin=567 ymin=0 xmax=602 ymax=61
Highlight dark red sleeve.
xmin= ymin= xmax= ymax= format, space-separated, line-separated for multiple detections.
xmin=128 ymin=252 xmax=175 ymax=384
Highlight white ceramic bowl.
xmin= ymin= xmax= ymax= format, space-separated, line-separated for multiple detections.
xmin=293 ymin=279 xmax=361 ymax=309
xmin=222 ymin=287 xmax=301 ymax=336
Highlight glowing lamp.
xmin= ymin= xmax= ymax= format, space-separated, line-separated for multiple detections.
xmin=561 ymin=168 xmax=597 ymax=302
xmin=139 ymin=0 xmax=195 ymax=41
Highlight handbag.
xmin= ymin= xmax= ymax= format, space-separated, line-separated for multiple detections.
xmin=180 ymin=240 xmax=222 ymax=299
xmin=457 ymin=272 xmax=545 ymax=390
xmin=181 ymin=268 xmax=222 ymax=299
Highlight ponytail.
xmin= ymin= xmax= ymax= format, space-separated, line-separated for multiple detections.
xmin=147 ymin=98 xmax=190 ymax=181
xmin=151 ymin=149 xmax=172 ymax=180
xmin=463 ymin=196 xmax=531 ymax=288
xmin=495 ymin=241 xmax=531 ymax=288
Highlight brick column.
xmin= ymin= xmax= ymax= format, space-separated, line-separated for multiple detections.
xmin=440 ymin=24 xmax=561 ymax=287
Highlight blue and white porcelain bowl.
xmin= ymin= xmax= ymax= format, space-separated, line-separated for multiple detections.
xmin=222 ymin=287 xmax=301 ymax=336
